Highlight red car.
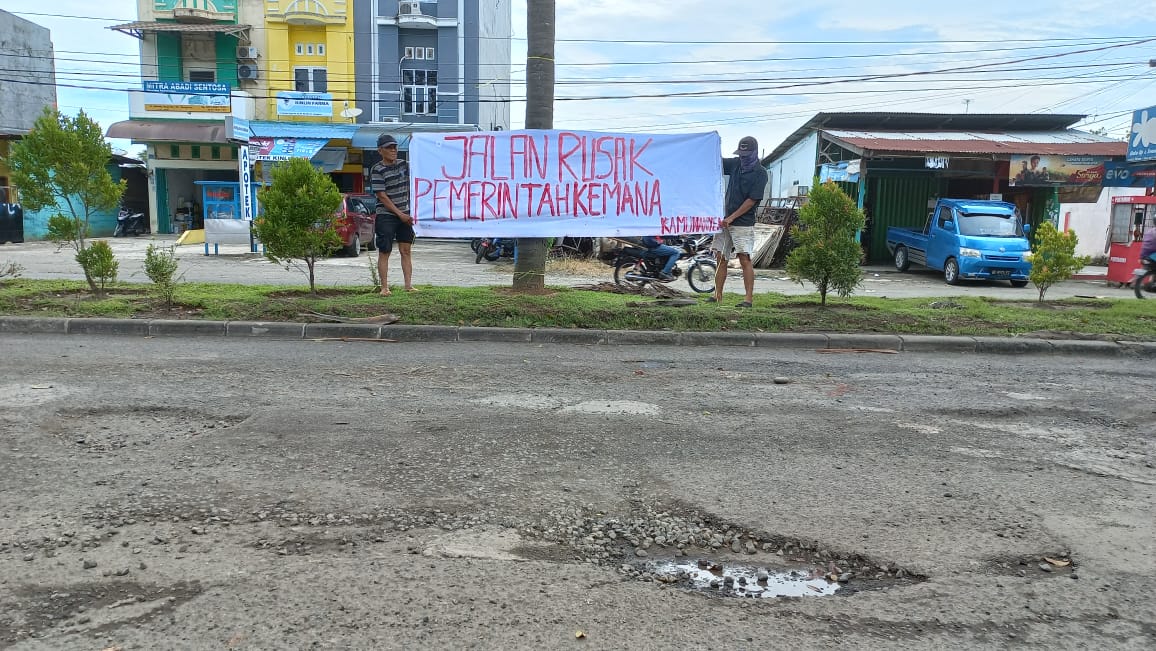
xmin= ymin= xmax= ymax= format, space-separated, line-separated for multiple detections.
xmin=334 ymin=194 xmax=376 ymax=256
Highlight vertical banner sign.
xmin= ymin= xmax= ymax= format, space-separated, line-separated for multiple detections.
xmin=238 ymin=144 xmax=253 ymax=221
xmin=409 ymin=130 xmax=725 ymax=237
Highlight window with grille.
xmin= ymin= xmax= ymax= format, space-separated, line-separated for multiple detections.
xmin=187 ymin=69 xmax=215 ymax=82
xmin=401 ymin=69 xmax=438 ymax=115
xmin=294 ymin=67 xmax=328 ymax=92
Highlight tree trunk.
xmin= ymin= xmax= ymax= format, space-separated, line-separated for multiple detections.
xmin=512 ymin=0 xmax=555 ymax=293
xmin=308 ymin=259 xmax=317 ymax=294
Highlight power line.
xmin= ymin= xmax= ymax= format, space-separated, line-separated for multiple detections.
xmin=9 ymin=13 xmax=1156 ymax=48
xmin=3 ymin=37 xmax=1150 ymax=68
xmin=0 ymin=73 xmax=1143 ymax=105
xmin=542 ymin=37 xmax=1156 ymax=102
xmin=1 ymin=60 xmax=1145 ymax=88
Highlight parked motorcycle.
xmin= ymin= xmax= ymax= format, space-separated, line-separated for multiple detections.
xmin=609 ymin=235 xmax=717 ymax=293
xmin=474 ymin=237 xmax=516 ymax=263
xmin=1134 ymin=258 xmax=1156 ymax=299
xmin=113 ymin=207 xmax=148 ymax=237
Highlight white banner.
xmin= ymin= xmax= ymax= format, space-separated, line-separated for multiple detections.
xmin=409 ymin=129 xmax=724 ymax=237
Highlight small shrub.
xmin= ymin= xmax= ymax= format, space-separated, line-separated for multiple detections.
xmin=8 ymin=108 xmax=124 ymax=295
xmin=144 ymin=243 xmax=181 ymax=310
xmin=74 ymin=240 xmax=118 ymax=297
xmin=785 ymin=181 xmax=866 ymax=305
xmin=47 ymin=213 xmax=86 ymax=243
xmin=251 ymin=158 xmax=343 ymax=293
xmin=1027 ymin=221 xmax=1090 ymax=302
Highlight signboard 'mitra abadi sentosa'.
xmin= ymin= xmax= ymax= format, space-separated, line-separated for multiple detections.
xmin=409 ymin=130 xmax=725 ymax=237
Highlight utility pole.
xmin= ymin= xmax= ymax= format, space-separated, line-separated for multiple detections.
xmin=512 ymin=0 xmax=555 ymax=292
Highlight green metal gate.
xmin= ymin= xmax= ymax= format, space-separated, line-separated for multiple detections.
xmin=867 ymin=174 xmax=941 ymax=263
xmin=155 ymin=169 xmax=170 ymax=235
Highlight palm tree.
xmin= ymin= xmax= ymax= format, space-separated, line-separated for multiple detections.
xmin=512 ymin=0 xmax=554 ymax=292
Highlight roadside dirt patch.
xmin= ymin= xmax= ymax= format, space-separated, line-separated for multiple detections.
xmin=1000 ymin=300 xmax=1112 ymax=311
xmin=1 ymin=289 xmax=205 ymax=319
xmin=491 ymin=286 xmax=560 ymax=297
xmin=266 ymin=288 xmax=350 ymax=298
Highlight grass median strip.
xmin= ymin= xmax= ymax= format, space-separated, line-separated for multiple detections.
xmin=0 ymin=279 xmax=1153 ymax=339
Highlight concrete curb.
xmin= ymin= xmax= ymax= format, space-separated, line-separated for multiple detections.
xmin=1 ymin=316 xmax=1153 ymax=357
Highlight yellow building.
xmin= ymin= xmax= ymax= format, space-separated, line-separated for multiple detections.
xmin=251 ymin=1 xmax=364 ymax=191
xmin=263 ymin=0 xmax=355 ymax=123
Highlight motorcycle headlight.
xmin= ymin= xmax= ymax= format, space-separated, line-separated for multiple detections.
xmin=959 ymin=248 xmax=982 ymax=258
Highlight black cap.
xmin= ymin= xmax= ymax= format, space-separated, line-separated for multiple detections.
xmin=734 ymin=136 xmax=758 ymax=154
xmin=377 ymin=134 xmax=398 ymax=148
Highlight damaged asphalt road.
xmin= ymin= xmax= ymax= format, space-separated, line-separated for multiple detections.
xmin=0 ymin=334 xmax=1153 ymax=649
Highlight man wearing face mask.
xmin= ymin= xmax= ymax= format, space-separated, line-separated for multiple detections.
xmin=710 ymin=136 xmax=767 ymax=307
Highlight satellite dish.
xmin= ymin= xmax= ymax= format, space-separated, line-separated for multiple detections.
xmin=340 ymin=107 xmax=363 ymax=119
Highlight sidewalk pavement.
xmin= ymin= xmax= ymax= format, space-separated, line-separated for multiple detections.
xmin=1071 ymin=265 xmax=1109 ymax=281
xmin=2 ymin=315 xmax=1152 ymax=358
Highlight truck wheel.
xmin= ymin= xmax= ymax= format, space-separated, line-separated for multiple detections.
xmin=1010 ymin=280 xmax=1028 ymax=288
xmin=944 ymin=258 xmax=960 ymax=285
xmin=894 ymin=246 xmax=910 ymax=272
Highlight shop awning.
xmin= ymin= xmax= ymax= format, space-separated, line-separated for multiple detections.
xmin=312 ymin=148 xmax=348 ymax=172
xmin=106 ymin=120 xmax=230 ymax=144
xmin=248 ymin=121 xmax=359 ymax=140
xmin=350 ymin=123 xmax=480 ymax=150
xmin=109 ymin=21 xmax=251 ymax=40
xmin=250 ymin=137 xmax=328 ymax=161
xmin=352 ymin=127 xmax=411 ymax=150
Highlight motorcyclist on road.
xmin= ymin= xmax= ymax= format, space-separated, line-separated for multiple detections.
xmin=1141 ymin=225 xmax=1156 ymax=264
xmin=640 ymin=235 xmax=681 ymax=281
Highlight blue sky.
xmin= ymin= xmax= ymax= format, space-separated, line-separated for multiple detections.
xmin=7 ymin=0 xmax=1156 ymax=156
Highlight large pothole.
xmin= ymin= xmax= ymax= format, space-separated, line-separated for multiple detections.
xmin=646 ymin=559 xmax=843 ymax=598
xmin=38 ymin=407 xmax=247 ymax=454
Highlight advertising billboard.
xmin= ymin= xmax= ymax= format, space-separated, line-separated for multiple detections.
xmin=142 ymin=81 xmax=230 ymax=113
xmin=1008 ymin=155 xmax=1108 ymax=187
xmin=1127 ymin=107 xmax=1156 ymax=162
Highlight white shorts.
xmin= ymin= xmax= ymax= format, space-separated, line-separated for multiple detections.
xmin=711 ymin=226 xmax=756 ymax=261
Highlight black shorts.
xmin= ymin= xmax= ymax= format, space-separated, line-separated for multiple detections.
xmin=375 ymin=214 xmax=415 ymax=253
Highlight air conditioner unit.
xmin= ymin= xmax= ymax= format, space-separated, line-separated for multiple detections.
xmin=236 ymin=46 xmax=258 ymax=60
xmin=400 ymin=1 xmax=421 ymax=15
xmin=237 ymin=64 xmax=259 ymax=80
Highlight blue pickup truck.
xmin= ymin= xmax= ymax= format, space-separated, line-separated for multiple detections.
xmin=886 ymin=199 xmax=1032 ymax=286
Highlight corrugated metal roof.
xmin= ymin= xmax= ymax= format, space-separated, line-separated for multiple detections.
xmin=762 ymin=112 xmax=1088 ymax=163
xmin=824 ymin=129 xmax=1126 ymax=156
xmin=109 ymin=21 xmax=251 ymax=36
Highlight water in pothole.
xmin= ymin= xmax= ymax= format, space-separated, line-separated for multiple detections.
xmin=648 ymin=560 xmax=842 ymax=598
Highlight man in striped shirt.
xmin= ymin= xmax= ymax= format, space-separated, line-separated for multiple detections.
xmin=371 ymin=134 xmax=416 ymax=296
